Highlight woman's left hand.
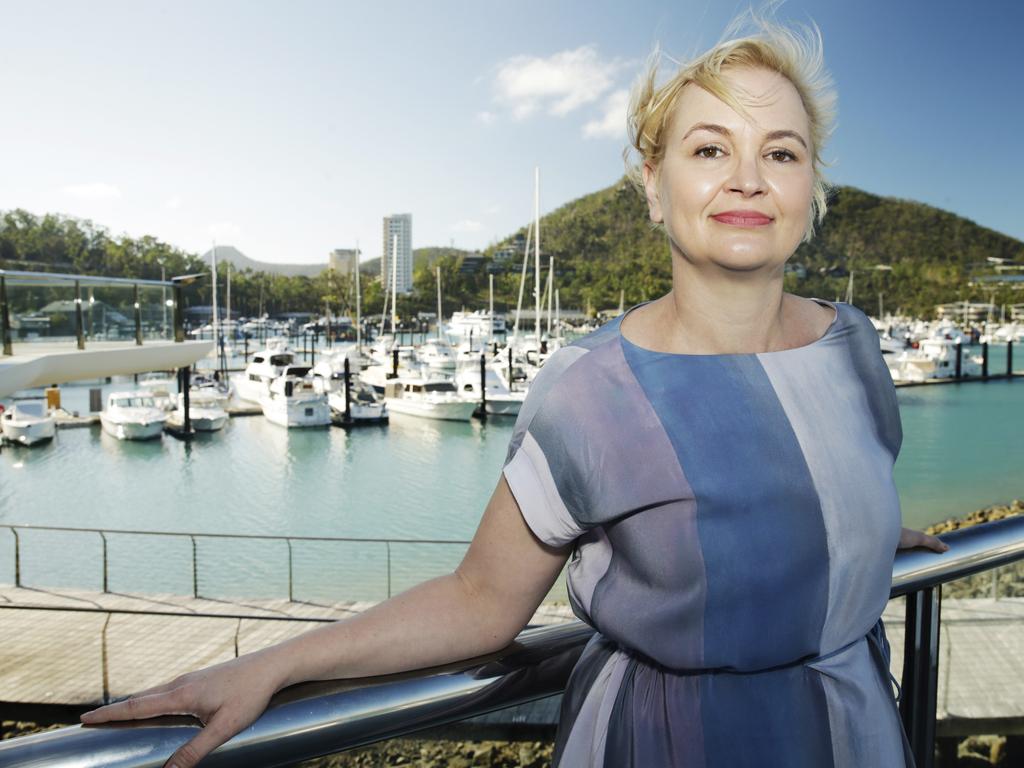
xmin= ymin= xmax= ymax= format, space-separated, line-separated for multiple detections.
xmin=898 ymin=527 xmax=949 ymax=553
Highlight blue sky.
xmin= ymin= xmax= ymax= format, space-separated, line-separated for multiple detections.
xmin=1 ymin=0 xmax=1021 ymax=266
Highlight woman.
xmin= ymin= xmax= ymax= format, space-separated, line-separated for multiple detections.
xmin=81 ymin=12 xmax=948 ymax=768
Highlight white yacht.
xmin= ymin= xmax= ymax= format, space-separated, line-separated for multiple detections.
xmin=1 ymin=401 xmax=56 ymax=446
xmin=382 ymin=376 xmax=477 ymax=422
xmin=234 ymin=343 xmax=297 ymax=404
xmin=100 ymin=392 xmax=167 ymax=441
xmin=166 ymin=391 xmax=228 ymax=432
xmin=454 ymin=367 xmax=525 ymax=416
xmin=259 ymin=366 xmax=331 ymax=428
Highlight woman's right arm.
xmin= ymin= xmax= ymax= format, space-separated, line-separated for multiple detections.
xmin=79 ymin=473 xmax=572 ymax=768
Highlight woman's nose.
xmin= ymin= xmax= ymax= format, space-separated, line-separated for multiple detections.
xmin=726 ymin=152 xmax=766 ymax=196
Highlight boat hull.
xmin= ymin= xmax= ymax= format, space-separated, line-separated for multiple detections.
xmin=261 ymin=398 xmax=331 ymax=428
xmin=100 ymin=414 xmax=165 ymax=441
xmin=385 ymin=399 xmax=477 ymax=422
xmin=1 ymin=420 xmax=56 ymax=446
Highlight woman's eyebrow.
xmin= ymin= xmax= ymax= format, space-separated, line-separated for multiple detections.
xmin=682 ymin=122 xmax=808 ymax=149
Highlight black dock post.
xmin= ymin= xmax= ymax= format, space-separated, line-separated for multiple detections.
xmin=508 ymin=347 xmax=514 ymax=392
xmin=392 ymin=348 xmax=399 ymax=378
xmin=955 ymin=341 xmax=962 ymax=379
xmin=173 ymin=282 xmax=184 ymax=343
xmin=343 ymin=356 xmax=352 ymax=425
xmin=479 ymin=353 xmax=487 ymax=421
xmin=74 ymin=280 xmax=85 ymax=350
xmin=183 ymin=365 xmax=192 ymax=435
xmin=982 ymin=341 xmax=989 ymax=378
xmin=1008 ymin=340 xmax=1014 ymax=377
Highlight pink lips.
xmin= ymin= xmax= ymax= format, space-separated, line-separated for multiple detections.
xmin=711 ymin=210 xmax=774 ymax=227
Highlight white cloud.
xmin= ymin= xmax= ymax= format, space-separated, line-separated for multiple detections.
xmin=583 ymin=89 xmax=630 ymax=140
xmin=492 ymin=45 xmax=624 ymax=120
xmin=208 ymin=221 xmax=243 ymax=243
xmin=476 ymin=110 xmax=496 ymax=125
xmin=164 ymin=195 xmax=182 ymax=210
xmin=451 ymin=219 xmax=483 ymax=233
xmin=62 ymin=182 xmax=121 ymax=201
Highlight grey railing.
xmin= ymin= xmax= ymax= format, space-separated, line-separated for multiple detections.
xmin=0 ymin=523 xmax=471 ymax=601
xmin=0 ymin=268 xmax=199 ymax=353
xmin=1 ymin=515 xmax=1023 ymax=768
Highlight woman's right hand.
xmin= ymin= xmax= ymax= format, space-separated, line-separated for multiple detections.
xmin=78 ymin=650 xmax=282 ymax=768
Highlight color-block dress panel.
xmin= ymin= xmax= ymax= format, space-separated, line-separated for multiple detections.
xmin=502 ymin=299 xmax=915 ymax=768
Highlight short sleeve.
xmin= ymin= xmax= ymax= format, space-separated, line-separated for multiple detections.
xmin=502 ymin=347 xmax=589 ymax=547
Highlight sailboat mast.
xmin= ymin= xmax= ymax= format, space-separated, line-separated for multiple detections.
xmin=513 ymin=222 xmax=531 ymax=342
xmin=355 ymin=241 xmax=362 ymax=352
xmin=211 ymin=243 xmax=219 ymax=346
xmin=226 ymin=261 xmax=231 ymax=329
xmin=488 ymin=273 xmax=494 ymax=343
xmin=555 ymin=288 xmax=560 ymax=343
xmin=534 ymin=167 xmax=541 ymax=344
xmin=391 ymin=233 xmax=399 ymax=341
xmin=546 ymin=256 xmax=554 ymax=337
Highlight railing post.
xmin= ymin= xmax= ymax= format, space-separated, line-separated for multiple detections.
xmin=1008 ymin=339 xmax=1014 ymax=377
xmin=12 ymin=528 xmax=20 ymax=587
xmin=982 ymin=341 xmax=988 ymax=378
xmin=1 ymin=276 xmax=12 ymax=356
xmin=133 ymin=284 xmax=143 ymax=346
xmin=954 ymin=341 xmax=962 ymax=379
xmin=74 ymin=280 xmax=85 ymax=350
xmin=100 ymin=532 xmax=108 ymax=593
xmin=173 ymin=282 xmax=184 ymax=343
xmin=287 ymin=538 xmax=294 ymax=602
xmin=343 ymin=356 xmax=352 ymax=424
xmin=478 ymin=353 xmax=487 ymax=422
xmin=191 ymin=535 xmax=198 ymax=598
xmin=900 ymin=586 xmax=942 ymax=768
xmin=386 ymin=541 xmax=392 ymax=599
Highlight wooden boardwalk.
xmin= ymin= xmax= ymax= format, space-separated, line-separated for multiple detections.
xmin=1 ymin=585 xmax=1022 ymax=736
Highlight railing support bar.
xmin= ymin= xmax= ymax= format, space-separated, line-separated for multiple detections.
xmin=900 ymin=586 xmax=942 ymax=768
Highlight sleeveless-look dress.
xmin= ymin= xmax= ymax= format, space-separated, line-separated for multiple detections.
xmin=502 ymin=299 xmax=916 ymax=767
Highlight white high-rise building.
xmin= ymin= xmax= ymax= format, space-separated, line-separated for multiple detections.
xmin=329 ymin=248 xmax=359 ymax=279
xmin=381 ymin=213 xmax=413 ymax=294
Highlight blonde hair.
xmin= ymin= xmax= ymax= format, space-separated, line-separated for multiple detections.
xmin=625 ymin=7 xmax=837 ymax=243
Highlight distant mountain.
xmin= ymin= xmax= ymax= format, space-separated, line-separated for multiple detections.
xmin=200 ymin=245 xmax=327 ymax=278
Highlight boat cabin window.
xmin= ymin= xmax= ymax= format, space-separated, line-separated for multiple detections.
xmin=18 ymin=403 xmax=45 ymax=418
xmin=253 ymin=355 xmax=265 ymax=364
xmin=112 ymin=396 xmax=156 ymax=409
xmin=270 ymin=354 xmax=294 ymax=366
xmin=423 ymin=382 xmax=456 ymax=393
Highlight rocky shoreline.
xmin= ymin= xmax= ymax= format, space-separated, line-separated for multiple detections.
xmin=3 ymin=499 xmax=1022 ymax=766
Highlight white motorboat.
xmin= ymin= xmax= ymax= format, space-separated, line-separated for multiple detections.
xmin=382 ymin=376 xmax=477 ymax=422
xmin=166 ymin=391 xmax=229 ymax=432
xmin=189 ymin=373 xmax=233 ymax=404
xmin=310 ymin=349 xmax=389 ymax=425
xmin=454 ymin=367 xmax=525 ymax=416
xmin=887 ymin=338 xmax=983 ymax=382
xmin=100 ymin=392 xmax=167 ymax=441
xmin=259 ymin=366 xmax=331 ymax=428
xmin=137 ymin=372 xmax=177 ymax=411
xmin=234 ymin=344 xmax=297 ymax=403
xmin=1 ymin=401 xmax=56 ymax=446
xmin=415 ymin=337 xmax=458 ymax=371
xmin=446 ymin=309 xmax=506 ymax=339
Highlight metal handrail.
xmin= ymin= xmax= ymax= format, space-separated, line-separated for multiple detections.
xmin=0 ymin=268 xmax=174 ymax=289
xmin=1 ymin=515 xmax=1022 ymax=768
xmin=1 ymin=523 xmax=472 ymax=601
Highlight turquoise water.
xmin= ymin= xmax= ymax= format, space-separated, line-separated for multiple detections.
xmin=1 ymin=343 xmax=1021 ymax=603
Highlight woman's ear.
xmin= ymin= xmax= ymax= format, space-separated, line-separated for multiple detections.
xmin=641 ymin=161 xmax=663 ymax=224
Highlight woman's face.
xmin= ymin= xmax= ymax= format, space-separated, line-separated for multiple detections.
xmin=643 ymin=66 xmax=814 ymax=273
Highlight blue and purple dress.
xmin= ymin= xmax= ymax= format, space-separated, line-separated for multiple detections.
xmin=502 ymin=298 xmax=915 ymax=767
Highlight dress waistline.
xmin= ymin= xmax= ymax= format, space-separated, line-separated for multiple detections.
xmin=612 ymin=617 xmax=901 ymax=702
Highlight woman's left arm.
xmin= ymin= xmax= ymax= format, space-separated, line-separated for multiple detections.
xmin=898 ymin=527 xmax=949 ymax=553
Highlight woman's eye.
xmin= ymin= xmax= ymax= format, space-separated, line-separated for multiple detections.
xmin=768 ymin=149 xmax=797 ymax=162
xmin=695 ymin=145 xmax=724 ymax=159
